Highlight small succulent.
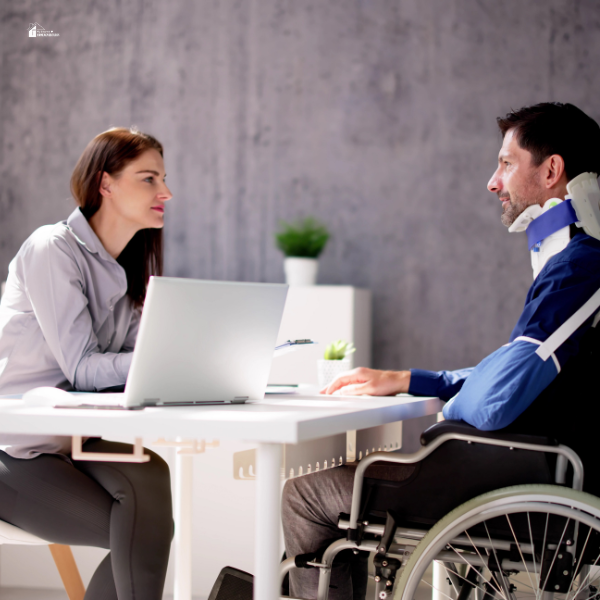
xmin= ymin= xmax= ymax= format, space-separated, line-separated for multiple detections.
xmin=324 ymin=340 xmax=356 ymax=361
xmin=275 ymin=217 xmax=330 ymax=258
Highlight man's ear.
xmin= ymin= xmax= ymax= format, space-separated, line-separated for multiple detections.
xmin=99 ymin=172 xmax=112 ymax=198
xmin=542 ymin=154 xmax=566 ymax=190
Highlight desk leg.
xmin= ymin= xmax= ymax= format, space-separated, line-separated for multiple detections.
xmin=174 ymin=452 xmax=193 ymax=600
xmin=254 ymin=443 xmax=282 ymax=600
xmin=432 ymin=561 xmax=450 ymax=600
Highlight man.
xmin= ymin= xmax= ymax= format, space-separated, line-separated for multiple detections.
xmin=282 ymin=103 xmax=600 ymax=600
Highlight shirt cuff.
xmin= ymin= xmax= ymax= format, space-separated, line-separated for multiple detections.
xmin=408 ymin=369 xmax=444 ymax=397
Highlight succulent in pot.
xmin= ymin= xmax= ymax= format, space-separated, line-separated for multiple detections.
xmin=318 ymin=340 xmax=356 ymax=389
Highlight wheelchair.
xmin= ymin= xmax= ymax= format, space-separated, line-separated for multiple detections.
xmin=280 ymin=420 xmax=600 ymax=600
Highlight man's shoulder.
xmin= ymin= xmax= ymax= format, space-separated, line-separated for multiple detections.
xmin=548 ymin=233 xmax=600 ymax=276
xmin=567 ymin=232 xmax=600 ymax=254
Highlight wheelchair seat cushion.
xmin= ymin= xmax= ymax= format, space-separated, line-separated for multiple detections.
xmin=361 ymin=438 xmax=553 ymax=528
xmin=420 ymin=419 xmax=558 ymax=448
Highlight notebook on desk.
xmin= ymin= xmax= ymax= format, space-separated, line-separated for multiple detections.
xmin=48 ymin=277 xmax=289 ymax=409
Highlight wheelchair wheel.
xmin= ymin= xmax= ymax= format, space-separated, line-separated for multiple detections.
xmin=395 ymin=485 xmax=600 ymax=600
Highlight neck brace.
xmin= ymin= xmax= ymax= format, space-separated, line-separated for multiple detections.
xmin=508 ymin=172 xmax=600 ymax=279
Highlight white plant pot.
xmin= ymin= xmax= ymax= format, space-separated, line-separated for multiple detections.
xmin=284 ymin=257 xmax=319 ymax=286
xmin=317 ymin=358 xmax=353 ymax=389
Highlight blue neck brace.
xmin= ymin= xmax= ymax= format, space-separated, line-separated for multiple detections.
xmin=526 ymin=200 xmax=579 ymax=250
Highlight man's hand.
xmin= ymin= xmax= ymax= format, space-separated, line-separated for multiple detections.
xmin=320 ymin=367 xmax=411 ymax=396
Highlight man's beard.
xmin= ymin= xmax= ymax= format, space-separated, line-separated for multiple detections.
xmin=500 ymin=191 xmax=530 ymax=227
xmin=499 ymin=185 xmax=546 ymax=227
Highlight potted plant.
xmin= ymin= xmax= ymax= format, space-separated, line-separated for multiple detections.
xmin=275 ymin=217 xmax=330 ymax=285
xmin=317 ymin=340 xmax=356 ymax=388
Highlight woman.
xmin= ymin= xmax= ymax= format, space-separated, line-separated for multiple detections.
xmin=0 ymin=127 xmax=174 ymax=600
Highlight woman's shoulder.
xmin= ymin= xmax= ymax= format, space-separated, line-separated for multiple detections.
xmin=18 ymin=218 xmax=82 ymax=262
xmin=28 ymin=220 xmax=70 ymax=241
xmin=6 ymin=220 xmax=84 ymax=286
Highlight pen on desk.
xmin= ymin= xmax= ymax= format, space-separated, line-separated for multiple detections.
xmin=275 ymin=339 xmax=316 ymax=350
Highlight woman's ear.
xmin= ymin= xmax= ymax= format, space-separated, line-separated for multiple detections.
xmin=99 ymin=172 xmax=112 ymax=198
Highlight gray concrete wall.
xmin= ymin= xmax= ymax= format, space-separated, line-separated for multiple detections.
xmin=2 ymin=0 xmax=600 ymax=372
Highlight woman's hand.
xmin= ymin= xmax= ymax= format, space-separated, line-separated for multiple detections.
xmin=320 ymin=367 xmax=411 ymax=396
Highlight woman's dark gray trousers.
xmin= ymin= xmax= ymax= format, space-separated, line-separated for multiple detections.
xmin=0 ymin=438 xmax=173 ymax=600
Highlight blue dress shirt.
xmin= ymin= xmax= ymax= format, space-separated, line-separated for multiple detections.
xmin=408 ymin=233 xmax=600 ymax=430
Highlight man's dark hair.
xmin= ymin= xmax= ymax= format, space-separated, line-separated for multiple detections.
xmin=497 ymin=102 xmax=600 ymax=181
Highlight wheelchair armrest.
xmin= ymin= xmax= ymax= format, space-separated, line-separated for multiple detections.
xmin=420 ymin=420 xmax=558 ymax=448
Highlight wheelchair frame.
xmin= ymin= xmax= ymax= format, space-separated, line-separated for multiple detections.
xmin=280 ymin=427 xmax=588 ymax=600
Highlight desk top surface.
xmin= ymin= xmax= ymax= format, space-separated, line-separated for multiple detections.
xmin=0 ymin=391 xmax=443 ymax=444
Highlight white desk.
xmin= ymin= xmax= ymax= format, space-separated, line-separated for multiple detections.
xmin=0 ymin=392 xmax=443 ymax=600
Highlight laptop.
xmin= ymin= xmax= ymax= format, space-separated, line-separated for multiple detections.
xmin=53 ymin=277 xmax=288 ymax=409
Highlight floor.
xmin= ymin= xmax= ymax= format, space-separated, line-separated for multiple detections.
xmin=0 ymin=582 xmax=426 ymax=600
xmin=0 ymin=565 xmax=430 ymax=599
xmin=0 ymin=592 xmax=203 ymax=600
xmin=0 ymin=592 xmax=68 ymax=600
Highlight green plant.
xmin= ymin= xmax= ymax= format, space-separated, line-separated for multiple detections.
xmin=275 ymin=217 xmax=330 ymax=258
xmin=323 ymin=340 xmax=356 ymax=361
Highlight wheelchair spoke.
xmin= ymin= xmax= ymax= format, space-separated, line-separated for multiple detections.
xmin=445 ymin=543 xmax=505 ymax=599
xmin=507 ymin=577 xmax=538 ymax=593
xmin=443 ymin=561 xmax=464 ymax=592
xmin=567 ymin=544 xmax=600 ymax=600
xmin=540 ymin=515 xmax=550 ymax=570
xmin=527 ymin=512 xmax=540 ymax=596
xmin=539 ymin=517 xmax=570 ymax=596
xmin=443 ymin=562 xmax=485 ymax=591
xmin=576 ymin=560 xmax=600 ymax=593
xmin=506 ymin=514 xmax=537 ymax=597
xmin=422 ymin=572 xmax=460 ymax=600
xmin=483 ymin=522 xmax=512 ymax=600
xmin=539 ymin=512 xmax=551 ymax=600
xmin=565 ymin=527 xmax=592 ymax=600
xmin=446 ymin=556 xmax=504 ymax=598
xmin=465 ymin=530 xmax=506 ymax=598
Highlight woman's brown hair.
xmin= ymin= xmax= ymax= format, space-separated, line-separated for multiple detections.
xmin=70 ymin=127 xmax=164 ymax=307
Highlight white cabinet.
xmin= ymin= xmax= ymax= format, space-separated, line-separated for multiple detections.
xmin=268 ymin=286 xmax=372 ymax=385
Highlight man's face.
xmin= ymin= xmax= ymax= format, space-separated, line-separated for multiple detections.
xmin=487 ymin=129 xmax=546 ymax=227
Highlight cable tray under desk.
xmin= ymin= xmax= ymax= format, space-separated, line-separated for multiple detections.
xmin=233 ymin=422 xmax=403 ymax=480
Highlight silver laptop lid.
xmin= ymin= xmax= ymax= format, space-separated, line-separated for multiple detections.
xmin=124 ymin=277 xmax=288 ymax=406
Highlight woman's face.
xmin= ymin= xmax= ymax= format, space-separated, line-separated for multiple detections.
xmin=99 ymin=149 xmax=172 ymax=231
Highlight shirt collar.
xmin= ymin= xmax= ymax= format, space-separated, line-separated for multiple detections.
xmin=66 ymin=208 xmax=118 ymax=264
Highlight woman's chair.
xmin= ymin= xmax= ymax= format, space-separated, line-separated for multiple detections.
xmin=0 ymin=518 xmax=85 ymax=600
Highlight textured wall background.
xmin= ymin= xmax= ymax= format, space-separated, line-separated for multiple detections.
xmin=2 ymin=0 xmax=600 ymax=374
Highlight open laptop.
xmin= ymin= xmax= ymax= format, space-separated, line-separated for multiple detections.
xmin=55 ymin=276 xmax=288 ymax=408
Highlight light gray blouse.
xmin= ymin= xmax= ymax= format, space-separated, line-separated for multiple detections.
xmin=0 ymin=208 xmax=140 ymax=458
